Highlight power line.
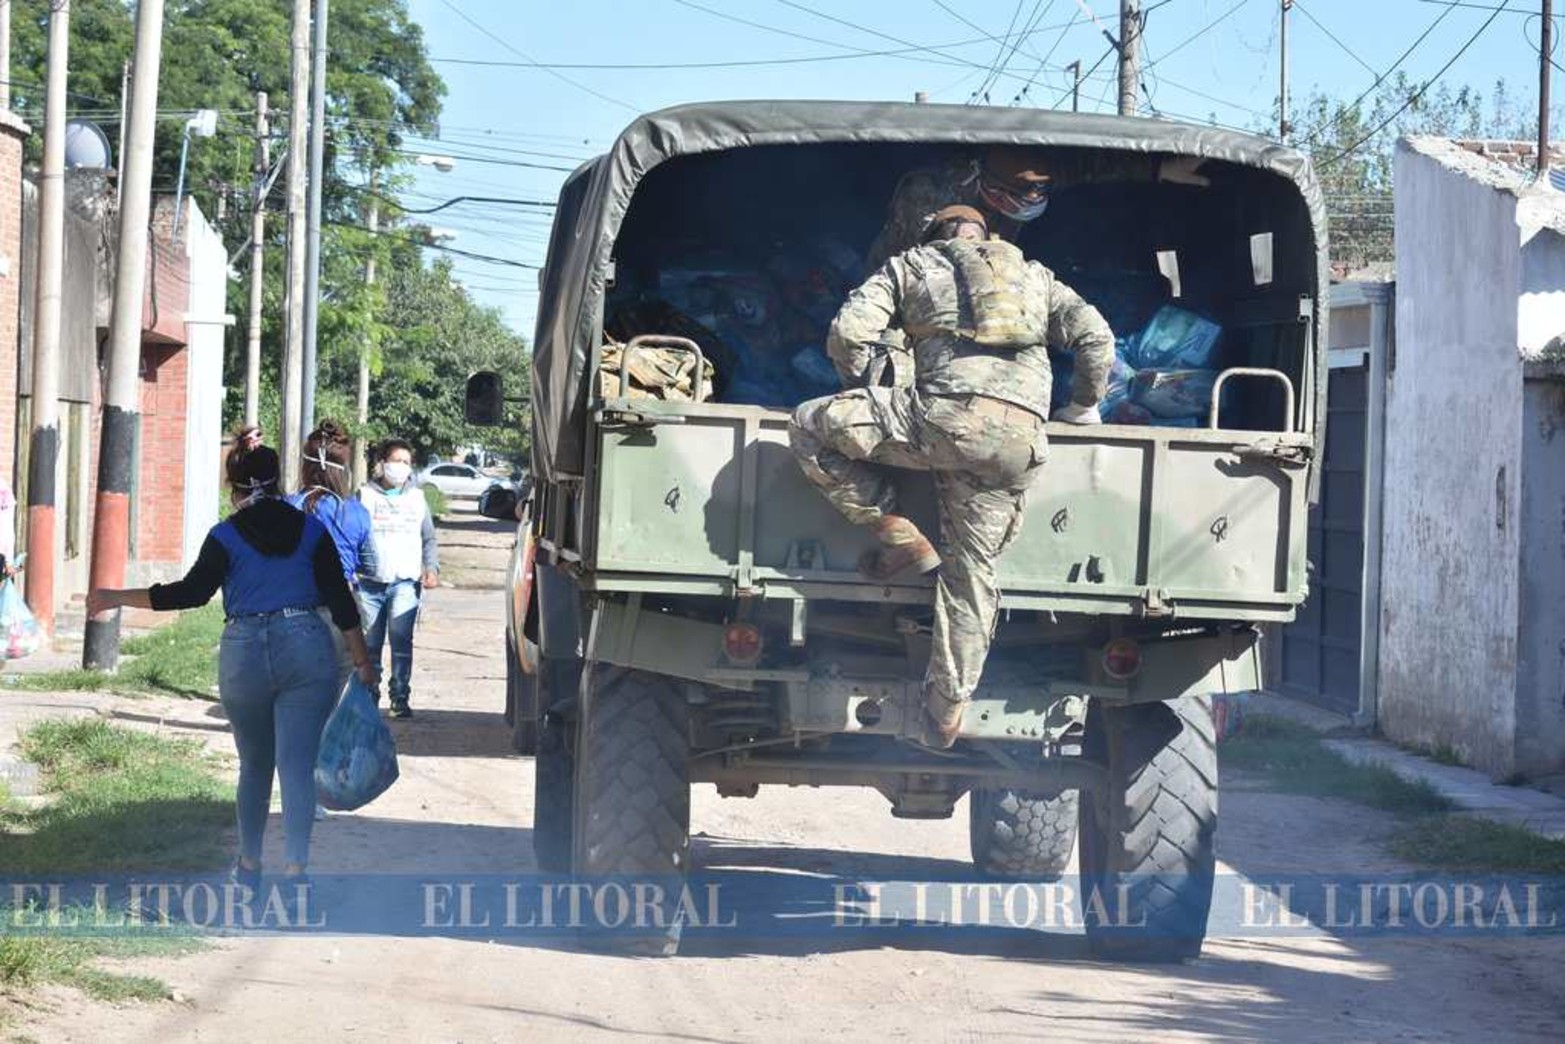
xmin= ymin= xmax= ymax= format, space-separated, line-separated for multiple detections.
xmin=1145 ymin=0 xmax=1258 ymax=69
xmin=384 ymin=146 xmax=578 ymax=172
xmin=1320 ymin=0 xmax=1513 ymax=167
xmin=434 ymin=0 xmax=636 ymax=112
xmin=1292 ymin=0 xmax=1378 ymax=77
xmin=1056 ymin=43 xmax=1115 ymax=108
xmin=358 ymin=190 xmax=556 ymax=214
xmin=1300 ymin=0 xmax=1460 ymax=147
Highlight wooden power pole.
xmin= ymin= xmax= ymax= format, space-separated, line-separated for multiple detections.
xmin=84 ymin=0 xmax=166 ymax=669
xmin=1118 ymin=1 xmax=1141 ymax=117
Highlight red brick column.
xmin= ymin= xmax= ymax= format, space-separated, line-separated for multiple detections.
xmin=0 ymin=110 xmax=32 ymax=490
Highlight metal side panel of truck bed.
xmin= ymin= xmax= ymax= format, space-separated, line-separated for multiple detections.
xmin=583 ymin=398 xmax=1310 ymax=621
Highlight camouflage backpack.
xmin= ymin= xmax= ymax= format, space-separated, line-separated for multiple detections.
xmin=900 ymin=239 xmax=1047 ymax=351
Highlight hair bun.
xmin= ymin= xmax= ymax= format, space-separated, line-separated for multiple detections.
xmin=311 ymin=418 xmax=350 ymax=445
xmin=234 ymin=425 xmax=264 ymax=452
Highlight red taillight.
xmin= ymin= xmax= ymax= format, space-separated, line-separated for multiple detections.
xmin=1102 ymin=638 xmax=1143 ymax=680
xmin=723 ymin=623 xmax=763 ymax=666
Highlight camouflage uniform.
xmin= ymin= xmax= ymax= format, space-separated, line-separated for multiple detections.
xmin=790 ymin=239 xmax=1115 ymax=723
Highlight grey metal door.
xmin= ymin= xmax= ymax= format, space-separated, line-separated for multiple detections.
xmin=1279 ymin=364 xmax=1366 ymax=715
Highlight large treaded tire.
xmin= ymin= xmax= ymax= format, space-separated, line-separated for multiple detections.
xmin=531 ymin=660 xmax=575 ymax=874
xmin=969 ymin=788 xmax=1078 ymax=877
xmin=1079 ymin=695 xmax=1218 ymax=963
xmin=507 ymin=633 xmax=539 ymax=755
xmin=573 ymin=666 xmax=690 ymax=954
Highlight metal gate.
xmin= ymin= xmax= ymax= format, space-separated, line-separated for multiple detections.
xmin=1279 ymin=363 xmax=1367 ymax=716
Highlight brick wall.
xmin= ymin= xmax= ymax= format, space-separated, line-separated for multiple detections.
xmin=143 ymin=198 xmax=190 ymax=345
xmin=1454 ymin=139 xmax=1565 ymax=173
xmin=0 ymin=112 xmax=29 ymax=491
xmin=137 ymin=343 xmax=188 ymax=565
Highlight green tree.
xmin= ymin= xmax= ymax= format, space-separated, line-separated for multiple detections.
xmin=351 ymin=257 xmax=529 ymax=462
xmin=10 ymin=0 xmax=449 ymax=438
xmin=1274 ymin=76 xmax=1541 ymax=269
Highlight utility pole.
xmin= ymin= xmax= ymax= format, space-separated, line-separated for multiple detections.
xmin=282 ymin=0 xmax=310 ymax=487
xmin=245 ymin=91 xmax=269 ymax=428
xmin=353 ymin=178 xmax=378 ymax=488
xmin=115 ymin=61 xmax=128 ymax=206
xmin=1541 ymin=0 xmax=1553 ymax=176
xmin=302 ymin=0 xmax=329 ymax=442
xmin=26 ymin=0 xmax=68 ymax=640
xmin=1279 ymin=0 xmax=1293 ymax=141
xmin=1067 ymin=59 xmax=1082 ymax=112
xmin=83 ymin=0 xmax=165 ymax=670
xmin=0 ymin=0 xmax=12 ymax=112
xmin=1117 ymin=1 xmax=1141 ymax=117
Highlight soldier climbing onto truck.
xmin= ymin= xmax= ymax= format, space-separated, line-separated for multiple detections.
xmin=789 ymin=203 xmax=1117 ymax=749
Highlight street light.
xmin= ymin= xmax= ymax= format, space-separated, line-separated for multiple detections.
xmin=414 ymin=153 xmax=457 ymax=172
xmin=172 ymin=109 xmax=218 ymax=241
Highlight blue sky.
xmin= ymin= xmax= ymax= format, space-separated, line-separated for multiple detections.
xmin=402 ymin=0 xmax=1551 ymax=336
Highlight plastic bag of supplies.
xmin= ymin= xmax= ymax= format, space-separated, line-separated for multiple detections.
xmin=315 ymin=677 xmax=400 ymax=811
xmin=0 ymin=578 xmax=40 ymax=660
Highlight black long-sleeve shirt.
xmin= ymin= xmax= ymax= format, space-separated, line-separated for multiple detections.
xmin=149 ymin=500 xmax=361 ymax=631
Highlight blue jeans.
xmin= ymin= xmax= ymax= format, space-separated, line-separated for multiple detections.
xmin=219 ymin=610 xmax=340 ymax=868
xmin=359 ymin=579 xmax=421 ymax=702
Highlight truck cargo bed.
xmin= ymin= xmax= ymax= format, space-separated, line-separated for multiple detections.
xmin=583 ymin=398 xmax=1310 ymax=621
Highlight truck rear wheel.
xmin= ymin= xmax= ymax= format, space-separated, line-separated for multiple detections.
xmin=507 ymin=633 xmax=539 ymax=755
xmin=531 ymin=658 xmax=575 ymax=874
xmin=968 ymin=788 xmax=1077 ymax=877
xmin=573 ymin=666 xmax=690 ymax=954
xmin=1078 ymin=695 xmax=1218 ymax=962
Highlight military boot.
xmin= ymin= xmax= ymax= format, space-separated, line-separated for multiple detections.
xmin=923 ymin=696 xmax=964 ymax=750
xmin=858 ymin=515 xmax=941 ymax=580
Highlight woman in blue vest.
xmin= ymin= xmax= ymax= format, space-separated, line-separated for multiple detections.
xmin=288 ymin=419 xmax=377 ymax=685
xmin=87 ymin=427 xmax=377 ymax=888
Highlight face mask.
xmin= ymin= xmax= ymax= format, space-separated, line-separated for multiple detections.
xmin=380 ymin=461 xmax=412 ymax=486
xmin=978 ymin=179 xmax=1050 ymax=223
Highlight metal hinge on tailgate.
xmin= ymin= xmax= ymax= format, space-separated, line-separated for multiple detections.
xmin=1141 ymin=587 xmax=1175 ymax=619
xmin=1233 ymin=438 xmax=1312 ymax=466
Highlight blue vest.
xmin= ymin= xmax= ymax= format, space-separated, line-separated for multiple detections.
xmin=286 ymin=491 xmax=373 ymax=581
xmin=210 ymin=514 xmax=329 ymax=617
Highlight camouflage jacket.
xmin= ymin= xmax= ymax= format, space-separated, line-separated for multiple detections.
xmin=828 ymin=240 xmax=1116 ymax=417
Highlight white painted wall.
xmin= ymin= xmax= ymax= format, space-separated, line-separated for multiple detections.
xmin=1382 ymin=142 xmax=1525 ymax=774
xmin=181 ymin=203 xmax=226 ymax=567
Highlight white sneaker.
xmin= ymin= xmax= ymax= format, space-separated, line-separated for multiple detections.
xmin=315 ymin=803 xmax=328 ymax=821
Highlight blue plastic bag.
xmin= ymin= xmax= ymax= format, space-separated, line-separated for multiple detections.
xmin=0 ymin=578 xmax=40 ymax=660
xmin=315 ymin=678 xmax=400 ymax=811
xmin=1129 ymin=305 xmax=1223 ymax=370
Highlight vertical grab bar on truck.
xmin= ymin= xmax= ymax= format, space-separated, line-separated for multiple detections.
xmin=620 ymin=335 xmax=709 ymax=403
xmin=1208 ymin=367 xmax=1296 ymax=433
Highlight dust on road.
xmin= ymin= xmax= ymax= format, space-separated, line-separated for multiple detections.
xmin=10 ymin=504 xmax=1564 ymax=1043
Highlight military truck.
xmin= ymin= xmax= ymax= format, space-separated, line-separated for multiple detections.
xmin=471 ymin=101 xmax=1325 ymax=960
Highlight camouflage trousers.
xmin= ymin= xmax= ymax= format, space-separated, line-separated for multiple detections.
xmin=789 ymin=388 xmax=1046 ymax=711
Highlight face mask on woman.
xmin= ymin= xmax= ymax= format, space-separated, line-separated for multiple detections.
xmin=380 ymin=461 xmax=413 ymax=487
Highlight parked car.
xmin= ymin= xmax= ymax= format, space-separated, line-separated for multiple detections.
xmin=417 ymin=462 xmax=493 ymax=499
xmin=478 ymin=482 xmax=519 ymax=520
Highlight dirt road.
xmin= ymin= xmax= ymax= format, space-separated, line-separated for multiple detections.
xmin=12 ymin=505 xmax=1565 ymax=1042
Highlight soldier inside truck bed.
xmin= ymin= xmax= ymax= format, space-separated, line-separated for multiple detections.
xmin=790 ymin=203 xmax=1115 ymax=749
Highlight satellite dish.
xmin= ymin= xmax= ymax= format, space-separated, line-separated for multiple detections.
xmin=64 ymin=120 xmax=112 ymax=170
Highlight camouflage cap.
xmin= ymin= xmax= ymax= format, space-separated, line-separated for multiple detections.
xmin=921 ymin=204 xmax=988 ymax=242
xmin=982 ymin=146 xmax=1052 ymax=187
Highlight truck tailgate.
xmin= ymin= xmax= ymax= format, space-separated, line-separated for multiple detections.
xmin=587 ymin=401 xmax=1310 ymax=621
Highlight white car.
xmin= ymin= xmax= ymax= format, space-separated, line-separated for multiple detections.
xmin=417 ymin=462 xmax=494 ymax=499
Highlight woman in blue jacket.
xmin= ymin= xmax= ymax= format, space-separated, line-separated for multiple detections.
xmin=88 ymin=428 xmax=377 ymax=888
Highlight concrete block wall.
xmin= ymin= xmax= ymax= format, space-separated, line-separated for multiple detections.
xmin=1382 ymin=142 xmax=1525 ymax=776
